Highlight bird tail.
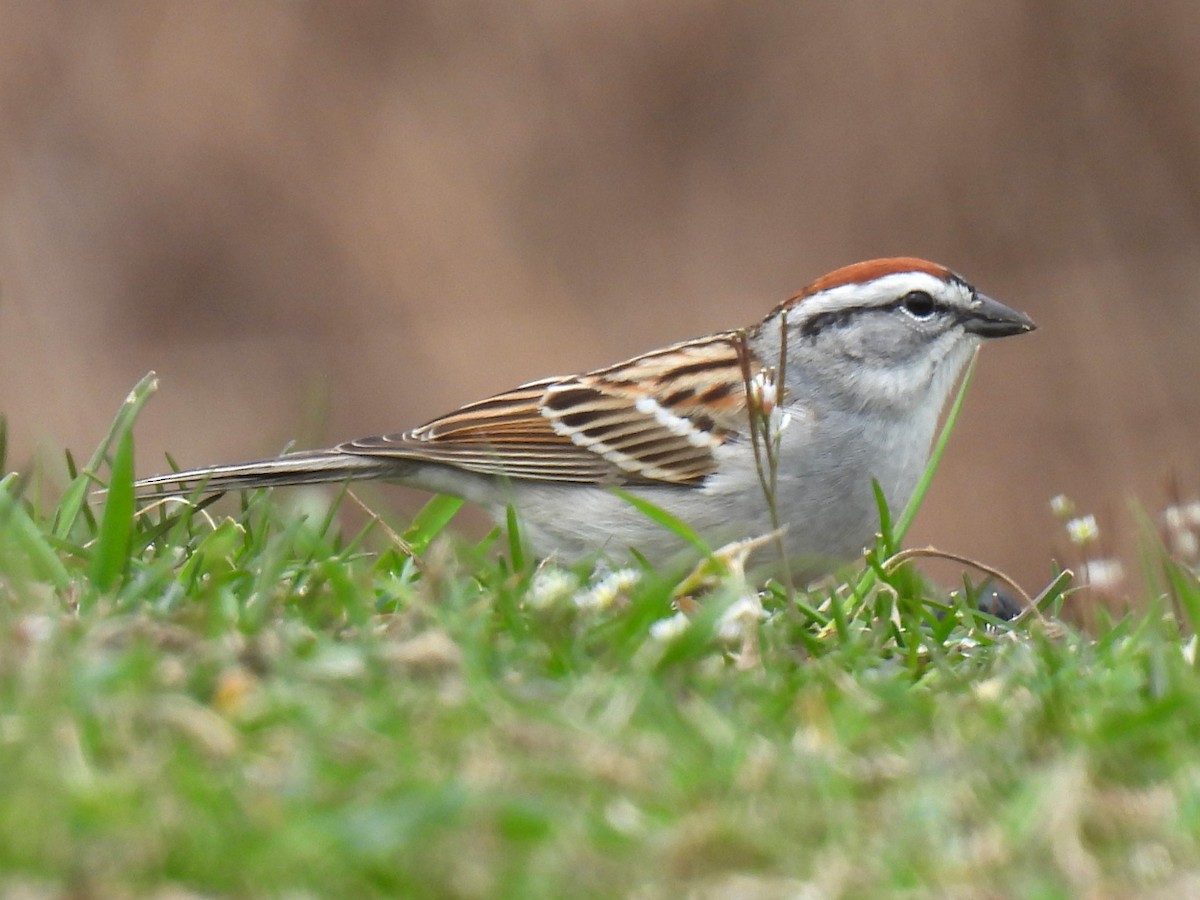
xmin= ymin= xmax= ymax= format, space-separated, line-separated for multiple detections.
xmin=132 ymin=450 xmax=402 ymax=497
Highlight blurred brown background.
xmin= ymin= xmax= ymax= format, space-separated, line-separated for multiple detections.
xmin=2 ymin=2 xmax=1199 ymax=590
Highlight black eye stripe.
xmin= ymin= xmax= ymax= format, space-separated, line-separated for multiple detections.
xmin=797 ymin=308 xmax=855 ymax=337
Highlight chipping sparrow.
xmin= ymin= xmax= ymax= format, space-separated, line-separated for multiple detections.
xmin=135 ymin=257 xmax=1035 ymax=577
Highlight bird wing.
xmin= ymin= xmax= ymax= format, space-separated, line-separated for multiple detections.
xmin=338 ymin=333 xmax=760 ymax=486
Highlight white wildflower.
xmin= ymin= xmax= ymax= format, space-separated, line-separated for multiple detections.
xmin=748 ymin=369 xmax=778 ymax=414
xmin=649 ymin=611 xmax=691 ymax=642
xmin=1171 ymin=530 xmax=1199 ymax=560
xmin=717 ymin=593 xmax=767 ymax=643
xmin=1164 ymin=501 xmax=1200 ymax=533
xmin=575 ymin=568 xmax=640 ymax=611
xmin=1082 ymin=558 xmax=1125 ymax=590
xmin=1066 ymin=514 xmax=1099 ymax=546
xmin=748 ymin=370 xmax=790 ymax=436
xmin=1049 ymin=494 xmax=1075 ymax=519
xmin=526 ymin=567 xmax=578 ymax=609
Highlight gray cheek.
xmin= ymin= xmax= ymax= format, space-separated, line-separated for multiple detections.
xmin=853 ymin=317 xmax=924 ymax=361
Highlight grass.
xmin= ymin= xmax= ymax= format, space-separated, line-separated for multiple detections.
xmin=3 ymin=378 xmax=1200 ymax=897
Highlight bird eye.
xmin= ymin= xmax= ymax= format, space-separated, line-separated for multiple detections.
xmin=900 ymin=291 xmax=937 ymax=320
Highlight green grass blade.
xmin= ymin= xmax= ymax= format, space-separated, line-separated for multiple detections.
xmin=506 ymin=504 xmax=526 ymax=571
xmin=56 ymin=371 xmax=158 ymax=540
xmin=1165 ymin=558 xmax=1200 ymax=638
xmin=611 ymin=487 xmax=713 ymax=559
xmin=0 ymin=473 xmax=72 ymax=591
xmin=871 ymin=478 xmax=896 ymax=556
xmin=401 ymin=494 xmax=464 ymax=555
xmin=89 ymin=427 xmax=136 ymax=592
xmin=1031 ymin=568 xmax=1074 ymax=615
xmin=827 ymin=585 xmax=852 ymax=646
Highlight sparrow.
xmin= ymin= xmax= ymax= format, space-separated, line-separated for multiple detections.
xmin=134 ymin=257 xmax=1035 ymax=577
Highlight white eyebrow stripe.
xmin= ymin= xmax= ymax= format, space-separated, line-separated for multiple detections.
xmin=791 ymin=271 xmax=964 ymax=320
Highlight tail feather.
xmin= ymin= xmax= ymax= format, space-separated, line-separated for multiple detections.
xmin=134 ymin=450 xmax=403 ymax=497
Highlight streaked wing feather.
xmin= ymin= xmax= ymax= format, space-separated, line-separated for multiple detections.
xmin=339 ymin=334 xmax=759 ymax=485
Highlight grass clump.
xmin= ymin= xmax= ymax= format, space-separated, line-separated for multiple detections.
xmin=2 ymin=376 xmax=1200 ymax=897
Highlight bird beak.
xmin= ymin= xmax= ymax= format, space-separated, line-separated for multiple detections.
xmin=963 ymin=292 xmax=1037 ymax=338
